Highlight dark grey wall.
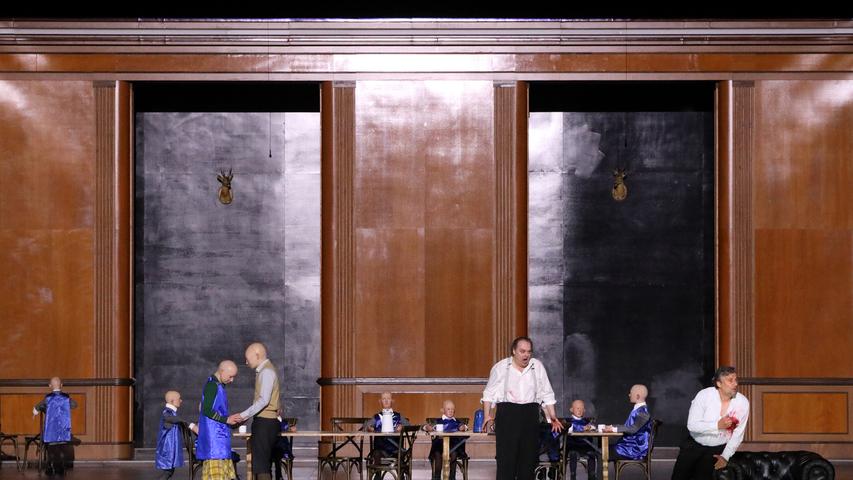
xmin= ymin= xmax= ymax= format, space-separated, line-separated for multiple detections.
xmin=528 ymin=110 xmax=715 ymax=446
xmin=134 ymin=112 xmax=321 ymax=447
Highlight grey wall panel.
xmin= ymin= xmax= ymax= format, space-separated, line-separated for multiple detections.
xmin=134 ymin=112 xmax=321 ymax=446
xmin=528 ymin=109 xmax=715 ymax=445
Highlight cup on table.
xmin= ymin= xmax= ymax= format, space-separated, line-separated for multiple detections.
xmin=434 ymin=424 xmax=444 ymax=432
xmin=238 ymin=425 xmax=247 ymax=434
xmin=597 ymin=424 xmax=605 ymax=432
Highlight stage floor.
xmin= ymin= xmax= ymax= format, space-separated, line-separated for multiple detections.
xmin=1 ymin=459 xmax=852 ymax=479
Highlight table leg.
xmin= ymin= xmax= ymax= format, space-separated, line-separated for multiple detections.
xmin=246 ymin=436 xmax=253 ymax=480
xmin=442 ymin=436 xmax=450 ymax=480
xmin=601 ymin=437 xmax=609 ymax=480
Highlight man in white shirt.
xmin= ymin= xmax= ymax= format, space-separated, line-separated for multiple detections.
xmin=670 ymin=366 xmax=750 ymax=480
xmin=482 ymin=337 xmax=564 ymax=480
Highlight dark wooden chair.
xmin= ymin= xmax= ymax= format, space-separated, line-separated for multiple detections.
xmin=0 ymin=423 xmax=21 ymax=471
xmin=613 ymin=419 xmax=662 ymax=480
xmin=23 ymin=413 xmax=45 ymax=472
xmin=274 ymin=417 xmax=298 ymax=480
xmin=317 ymin=416 xmax=369 ymax=480
xmin=178 ymin=422 xmax=203 ymax=480
xmin=425 ymin=417 xmax=470 ymax=480
xmin=366 ymin=425 xmax=419 ymax=480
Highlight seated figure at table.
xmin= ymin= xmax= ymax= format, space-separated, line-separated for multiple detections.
xmin=565 ymin=399 xmax=598 ymax=480
xmin=272 ymin=409 xmax=297 ymax=480
xmin=364 ymin=392 xmax=410 ymax=468
xmin=605 ymin=384 xmax=652 ymax=460
xmin=424 ymin=399 xmax=469 ymax=480
xmin=33 ymin=377 xmax=78 ymax=476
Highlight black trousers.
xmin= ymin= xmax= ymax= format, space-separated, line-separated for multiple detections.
xmin=251 ymin=416 xmax=281 ymax=475
xmin=45 ymin=443 xmax=72 ymax=475
xmin=670 ymin=435 xmax=726 ymax=480
xmin=567 ymin=446 xmax=598 ymax=478
xmin=496 ymin=402 xmax=540 ymax=480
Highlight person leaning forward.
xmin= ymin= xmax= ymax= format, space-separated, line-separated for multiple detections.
xmin=482 ymin=337 xmax=564 ymax=480
xmin=197 ymin=360 xmax=238 ymax=480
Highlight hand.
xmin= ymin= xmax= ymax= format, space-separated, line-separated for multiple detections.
xmin=395 ymin=424 xmax=403 ymax=432
xmin=459 ymin=424 xmax=468 ymax=432
xmin=605 ymin=425 xmax=615 ymax=433
xmin=423 ymin=424 xmax=434 ymax=432
xmin=550 ymin=418 xmax=564 ymax=433
xmin=584 ymin=424 xmax=595 ymax=432
xmin=191 ymin=425 xmax=199 ymax=434
xmin=713 ymin=455 xmax=728 ymax=469
xmin=717 ymin=417 xmax=734 ymax=430
xmin=483 ymin=417 xmax=494 ymax=432
xmin=226 ymin=414 xmax=243 ymax=425
xmin=290 ymin=426 xmax=298 ymax=432
xmin=366 ymin=425 xmax=375 ymax=432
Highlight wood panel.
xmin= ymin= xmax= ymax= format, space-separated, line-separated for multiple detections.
xmin=353 ymin=81 xmax=497 ymax=378
xmin=754 ymin=81 xmax=853 ymax=230
xmin=763 ymin=392 xmax=848 ymax=434
xmin=0 ymin=52 xmax=850 ymax=75
xmin=754 ymin=229 xmax=852 ymax=377
xmin=0 ymin=393 xmax=86 ymax=436
xmin=0 ymin=80 xmax=95 ymax=379
xmin=320 ymin=82 xmax=357 ymax=428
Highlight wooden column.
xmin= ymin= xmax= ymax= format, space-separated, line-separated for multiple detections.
xmin=717 ymin=80 xmax=755 ymax=376
xmin=493 ymin=81 xmax=529 ymax=359
xmin=320 ymin=81 xmax=357 ymax=429
xmin=92 ymin=81 xmax=133 ymax=458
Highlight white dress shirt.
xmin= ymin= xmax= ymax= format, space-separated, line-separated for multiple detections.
xmin=481 ymin=357 xmax=556 ymax=406
xmin=687 ymin=386 xmax=750 ymax=461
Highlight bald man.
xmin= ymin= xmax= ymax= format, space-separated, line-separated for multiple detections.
xmin=155 ymin=391 xmax=197 ymax=479
xmin=424 ymin=400 xmax=469 ymax=480
xmin=33 ymin=377 xmax=77 ymax=476
xmin=227 ymin=343 xmax=281 ymax=480
xmin=607 ymin=384 xmax=653 ymax=460
xmin=197 ymin=360 xmax=238 ymax=480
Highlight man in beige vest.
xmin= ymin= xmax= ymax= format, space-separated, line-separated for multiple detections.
xmin=228 ymin=343 xmax=280 ymax=480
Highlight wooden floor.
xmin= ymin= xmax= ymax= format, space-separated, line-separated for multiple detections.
xmin=1 ymin=460 xmax=852 ymax=479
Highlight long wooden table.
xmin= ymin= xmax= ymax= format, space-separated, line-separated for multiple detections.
xmin=566 ymin=431 xmax=623 ymax=480
xmin=234 ymin=430 xmax=493 ymax=480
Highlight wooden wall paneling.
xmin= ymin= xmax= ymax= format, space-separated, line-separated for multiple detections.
xmin=0 ymin=80 xmax=96 ymax=380
xmin=93 ymin=80 xmax=132 ymax=453
xmin=752 ymin=80 xmax=853 ymax=378
xmin=320 ymin=81 xmax=357 ymax=428
xmin=494 ymin=82 xmax=528 ymax=359
xmin=716 ymin=80 xmax=756 ymax=374
xmin=0 ymin=391 xmax=86 ymax=437
xmin=747 ymin=384 xmax=853 ymax=443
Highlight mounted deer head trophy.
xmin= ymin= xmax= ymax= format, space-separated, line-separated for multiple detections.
xmin=217 ymin=168 xmax=233 ymax=205
xmin=612 ymin=168 xmax=628 ymax=201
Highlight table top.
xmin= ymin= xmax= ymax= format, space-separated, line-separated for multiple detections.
xmin=566 ymin=431 xmax=623 ymax=436
xmin=233 ymin=430 xmax=494 ymax=438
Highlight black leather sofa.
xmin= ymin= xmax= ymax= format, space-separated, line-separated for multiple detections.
xmin=714 ymin=451 xmax=835 ymax=480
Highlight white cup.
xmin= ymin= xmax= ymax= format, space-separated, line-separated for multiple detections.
xmin=597 ymin=424 xmax=605 ymax=432
xmin=238 ymin=425 xmax=247 ymax=434
xmin=434 ymin=424 xmax=444 ymax=432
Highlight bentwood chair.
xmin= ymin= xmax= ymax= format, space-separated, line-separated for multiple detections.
xmin=425 ymin=417 xmax=470 ymax=480
xmin=317 ymin=417 xmax=369 ymax=479
xmin=366 ymin=425 xmax=419 ymax=480
xmin=612 ymin=419 xmax=662 ymax=480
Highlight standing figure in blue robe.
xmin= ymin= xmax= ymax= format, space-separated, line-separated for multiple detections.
xmin=364 ymin=392 xmax=410 ymax=479
xmin=425 ymin=400 xmax=469 ymax=480
xmin=156 ymin=390 xmax=198 ymax=479
xmin=33 ymin=377 xmax=77 ymax=477
xmin=605 ymin=384 xmax=652 ymax=460
xmin=197 ymin=360 xmax=239 ymax=480
xmin=564 ymin=400 xmax=599 ymax=480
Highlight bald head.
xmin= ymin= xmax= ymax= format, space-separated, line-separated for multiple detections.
xmin=629 ymin=384 xmax=648 ymax=403
xmin=441 ymin=400 xmax=456 ymax=418
xmin=217 ymin=360 xmax=238 ymax=384
xmin=49 ymin=377 xmax=62 ymax=390
xmin=245 ymin=343 xmax=268 ymax=369
xmin=570 ymin=399 xmax=586 ymax=418
xmin=165 ymin=390 xmax=183 ymax=407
